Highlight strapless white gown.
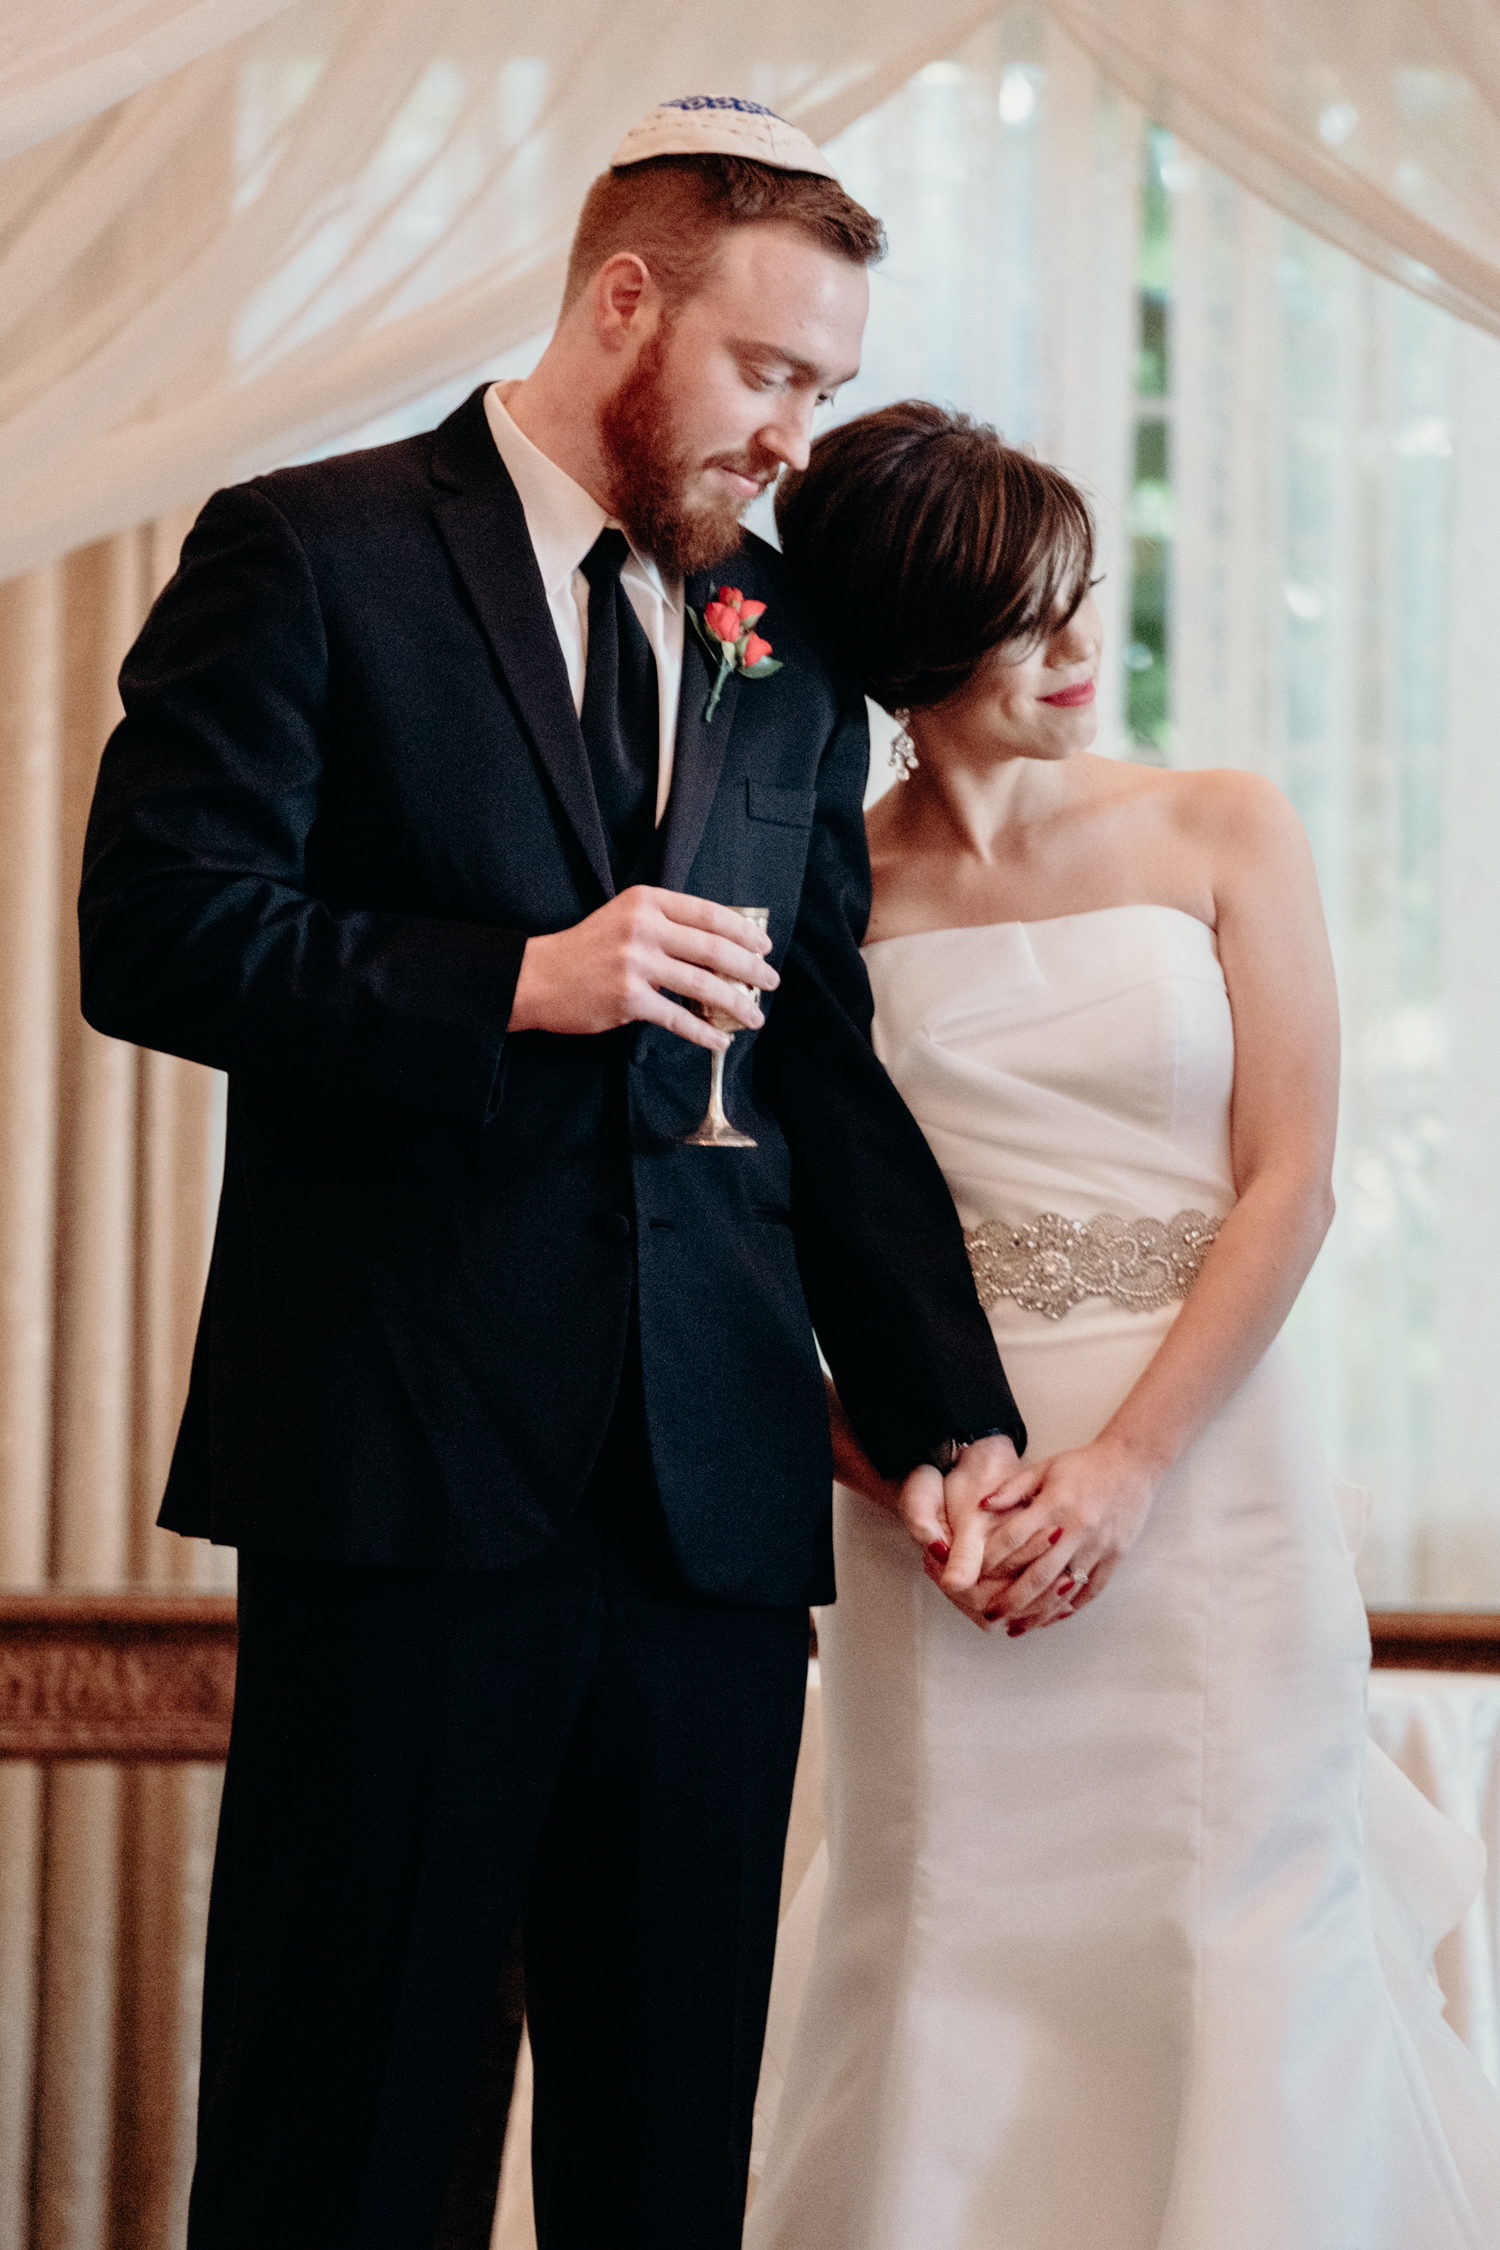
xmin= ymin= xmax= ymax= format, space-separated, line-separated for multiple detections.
xmin=746 ymin=907 xmax=1500 ymax=2250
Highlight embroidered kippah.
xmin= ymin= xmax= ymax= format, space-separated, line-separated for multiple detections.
xmin=610 ymin=97 xmax=839 ymax=179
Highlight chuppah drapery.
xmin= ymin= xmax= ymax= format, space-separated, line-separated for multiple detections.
xmin=0 ymin=0 xmax=1009 ymax=582
xmin=6 ymin=6 xmax=1500 ymax=2248
xmin=3 ymin=0 xmax=1500 ymax=583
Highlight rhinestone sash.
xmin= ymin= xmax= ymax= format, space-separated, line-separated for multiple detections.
xmin=964 ymin=1209 xmax=1224 ymax=1322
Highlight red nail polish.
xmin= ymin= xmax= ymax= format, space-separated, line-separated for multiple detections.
xmin=927 ymin=1541 xmax=950 ymax=1564
xmin=984 ymin=1607 xmax=1002 ymax=1622
xmin=1008 ymin=1622 xmax=1026 ymax=1638
xmin=1048 ymin=1527 xmax=1064 ymax=1546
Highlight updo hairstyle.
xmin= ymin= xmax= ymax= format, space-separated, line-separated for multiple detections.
xmin=774 ymin=401 xmax=1095 ymax=713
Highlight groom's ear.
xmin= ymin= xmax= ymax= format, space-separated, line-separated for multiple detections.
xmin=591 ymin=252 xmax=662 ymax=354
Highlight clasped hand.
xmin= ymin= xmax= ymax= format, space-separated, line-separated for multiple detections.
xmin=899 ymin=1433 xmax=1159 ymax=1636
xmin=508 ymin=886 xmax=778 ymax=1046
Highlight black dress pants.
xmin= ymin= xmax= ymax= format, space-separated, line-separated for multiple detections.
xmin=185 ymin=1383 xmax=810 ymax=2250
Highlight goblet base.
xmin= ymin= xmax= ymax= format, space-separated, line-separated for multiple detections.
xmin=680 ymin=1118 xmax=757 ymax=1148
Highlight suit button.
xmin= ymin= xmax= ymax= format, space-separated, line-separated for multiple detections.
xmin=590 ymin=1211 xmax=633 ymax=1242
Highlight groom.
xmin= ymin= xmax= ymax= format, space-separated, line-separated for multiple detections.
xmin=80 ymin=98 xmax=1023 ymax=2249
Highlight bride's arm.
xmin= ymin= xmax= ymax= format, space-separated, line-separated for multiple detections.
xmin=937 ymin=774 xmax=1339 ymax=1631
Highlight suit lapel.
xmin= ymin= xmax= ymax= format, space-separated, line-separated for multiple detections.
xmin=430 ymin=392 xmax=614 ymax=901
xmin=659 ymin=571 xmax=741 ymax=893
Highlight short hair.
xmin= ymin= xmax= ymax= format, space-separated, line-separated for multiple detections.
xmin=774 ymin=401 xmax=1097 ymax=712
xmin=561 ymin=154 xmax=885 ymax=314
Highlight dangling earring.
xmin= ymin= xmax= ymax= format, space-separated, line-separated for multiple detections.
xmin=891 ymin=708 xmax=918 ymax=780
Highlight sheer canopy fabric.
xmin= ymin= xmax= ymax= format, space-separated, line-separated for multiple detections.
xmin=1046 ymin=0 xmax=1500 ymax=342
xmin=6 ymin=1 xmax=1500 ymax=578
xmin=0 ymin=0 xmax=296 ymax=160
xmin=0 ymin=0 xmax=1001 ymax=582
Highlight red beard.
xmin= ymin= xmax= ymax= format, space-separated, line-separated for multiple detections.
xmin=599 ymin=330 xmax=780 ymax=576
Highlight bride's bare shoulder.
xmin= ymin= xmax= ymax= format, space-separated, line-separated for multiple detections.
xmin=1119 ymin=761 xmax=1301 ymax=851
xmin=1159 ymin=765 xmax=1304 ymax=847
xmin=1105 ymin=759 xmax=1279 ymax=808
xmin=1146 ymin=768 xmax=1321 ymax=931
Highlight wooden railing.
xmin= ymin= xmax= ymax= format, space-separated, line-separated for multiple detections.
xmin=0 ymin=1590 xmax=236 ymax=1759
xmin=1365 ymin=1611 xmax=1500 ymax=1672
xmin=2 ymin=1594 xmax=1498 ymax=1760
xmin=0 ymin=1589 xmax=1496 ymax=2250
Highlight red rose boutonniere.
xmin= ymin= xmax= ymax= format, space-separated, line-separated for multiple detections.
xmin=689 ymin=585 xmax=783 ymax=721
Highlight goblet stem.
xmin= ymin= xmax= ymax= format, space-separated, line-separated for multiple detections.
xmin=705 ymin=1038 xmax=732 ymax=1135
xmin=677 ymin=904 xmax=767 ymax=1147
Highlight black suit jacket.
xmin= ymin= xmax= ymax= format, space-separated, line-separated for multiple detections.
xmin=79 ymin=387 xmax=1023 ymax=1605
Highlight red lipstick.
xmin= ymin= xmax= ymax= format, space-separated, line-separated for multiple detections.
xmin=1041 ymin=678 xmax=1096 ymax=708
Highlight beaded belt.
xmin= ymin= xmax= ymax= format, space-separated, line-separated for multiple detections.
xmin=964 ymin=1209 xmax=1224 ymax=1322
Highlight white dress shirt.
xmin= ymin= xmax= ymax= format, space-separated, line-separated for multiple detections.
xmin=484 ymin=381 xmax=684 ymax=827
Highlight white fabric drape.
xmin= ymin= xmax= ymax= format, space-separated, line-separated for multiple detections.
xmin=0 ymin=0 xmax=1005 ymax=584
xmin=1164 ymin=149 xmax=1500 ymax=1604
xmin=1046 ymin=0 xmax=1500 ymax=341
xmin=7 ymin=2 xmax=1500 ymax=581
xmin=0 ymin=1 xmax=297 ymax=161
xmin=1367 ymin=1670 xmax=1500 ymax=2093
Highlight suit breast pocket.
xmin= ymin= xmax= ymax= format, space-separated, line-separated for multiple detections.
xmin=725 ymin=781 xmax=817 ymax=947
xmin=745 ymin=781 xmax=816 ymax=829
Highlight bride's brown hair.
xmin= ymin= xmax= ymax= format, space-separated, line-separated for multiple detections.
xmin=774 ymin=401 xmax=1095 ymax=712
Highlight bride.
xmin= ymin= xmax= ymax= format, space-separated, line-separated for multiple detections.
xmin=745 ymin=401 xmax=1500 ymax=2249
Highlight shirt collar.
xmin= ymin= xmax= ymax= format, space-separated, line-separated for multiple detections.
xmin=484 ymin=381 xmax=681 ymax=613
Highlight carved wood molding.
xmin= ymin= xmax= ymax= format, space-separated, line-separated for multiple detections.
xmin=0 ymin=1592 xmax=237 ymax=1761
xmin=1 ymin=1597 xmax=1496 ymax=1761
xmin=1369 ymin=1611 xmax=1500 ymax=1673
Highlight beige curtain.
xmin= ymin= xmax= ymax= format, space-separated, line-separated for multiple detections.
xmin=0 ymin=522 xmax=229 ymax=2250
xmin=0 ymin=0 xmax=297 ymax=160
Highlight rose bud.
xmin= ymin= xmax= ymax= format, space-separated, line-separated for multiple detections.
xmin=717 ymin=586 xmax=744 ymax=610
xmin=742 ymin=633 xmax=773 ymax=667
xmin=704 ymin=602 xmax=738 ymax=641
xmin=738 ymin=599 xmax=767 ymax=626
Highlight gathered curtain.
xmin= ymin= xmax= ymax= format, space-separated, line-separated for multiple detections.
xmin=0 ymin=526 xmax=229 ymax=2250
xmin=0 ymin=1 xmax=297 ymax=160
xmin=0 ymin=0 xmax=1007 ymax=584
xmin=1047 ymin=0 xmax=1500 ymax=342
xmin=3 ymin=2 xmax=1500 ymax=582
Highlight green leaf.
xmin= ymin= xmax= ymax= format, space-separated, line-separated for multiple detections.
xmin=739 ymin=656 xmax=783 ymax=679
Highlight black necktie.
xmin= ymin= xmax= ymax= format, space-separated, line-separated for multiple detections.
xmin=579 ymin=528 xmax=659 ymax=883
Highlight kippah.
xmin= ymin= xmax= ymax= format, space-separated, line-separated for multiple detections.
xmin=610 ymin=95 xmax=840 ymax=179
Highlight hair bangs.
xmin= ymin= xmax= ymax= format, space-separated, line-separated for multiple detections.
xmin=776 ymin=402 xmax=1097 ymax=714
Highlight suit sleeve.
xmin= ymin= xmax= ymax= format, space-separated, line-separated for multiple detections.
xmin=78 ymin=482 xmax=527 ymax=1127
xmin=756 ymin=694 xmax=1027 ymax=1479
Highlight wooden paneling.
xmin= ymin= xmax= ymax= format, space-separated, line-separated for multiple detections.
xmin=2 ymin=1597 xmax=1498 ymax=1767
xmin=1368 ymin=1611 xmax=1500 ymax=1673
xmin=0 ymin=1593 xmax=235 ymax=1761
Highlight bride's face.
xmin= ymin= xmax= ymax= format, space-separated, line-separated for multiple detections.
xmin=927 ymin=592 xmax=1103 ymax=763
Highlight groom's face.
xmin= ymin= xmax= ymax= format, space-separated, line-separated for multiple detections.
xmin=601 ymin=221 xmax=867 ymax=573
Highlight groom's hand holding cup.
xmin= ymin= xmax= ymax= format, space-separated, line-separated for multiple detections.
xmin=508 ymin=885 xmax=778 ymax=1048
